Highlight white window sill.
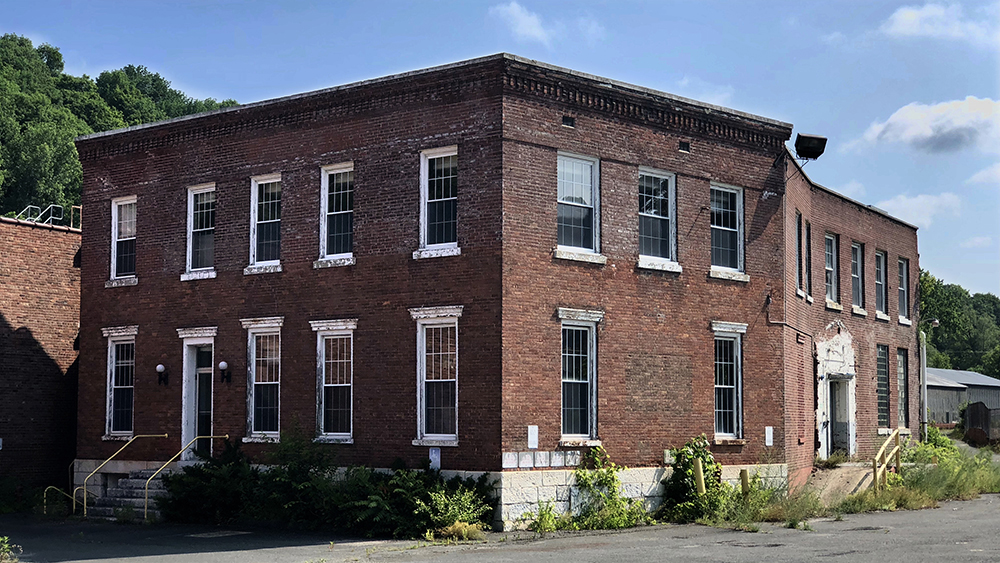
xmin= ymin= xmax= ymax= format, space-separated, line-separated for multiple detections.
xmin=825 ymin=300 xmax=843 ymax=312
xmin=553 ymin=247 xmax=607 ymax=265
xmin=243 ymin=264 xmax=282 ymax=275
xmin=242 ymin=435 xmax=279 ymax=443
xmin=105 ymin=277 xmax=138 ymax=288
xmin=875 ymin=311 xmax=891 ymax=322
xmin=558 ymin=439 xmax=602 ymax=447
xmin=413 ymin=247 xmax=461 ymax=260
xmin=796 ymin=289 xmax=806 ymax=298
xmin=806 ymin=295 xmax=815 ymax=304
xmin=412 ymin=438 xmax=459 ymax=447
xmin=313 ymin=256 xmax=356 ymax=269
xmin=102 ymin=434 xmax=132 ymax=441
xmin=899 ymin=428 xmax=912 ymax=435
xmin=852 ymin=305 xmax=868 ymax=317
xmin=637 ymin=255 xmax=682 ymax=273
xmin=877 ymin=428 xmax=892 ymax=436
xmin=709 ymin=267 xmax=750 ymax=282
xmin=713 ymin=438 xmax=747 ymax=446
xmin=181 ymin=269 xmax=216 ymax=281
xmin=314 ymin=436 xmax=354 ymax=444
xmin=899 ymin=316 xmax=912 ymax=326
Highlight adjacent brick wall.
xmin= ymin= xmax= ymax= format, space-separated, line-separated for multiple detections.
xmin=0 ymin=218 xmax=80 ymax=488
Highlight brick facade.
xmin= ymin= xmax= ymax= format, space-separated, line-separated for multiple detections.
xmin=73 ymin=54 xmax=918 ymax=492
xmin=0 ymin=218 xmax=80 ymax=488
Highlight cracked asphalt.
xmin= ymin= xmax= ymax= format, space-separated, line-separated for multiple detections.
xmin=3 ymin=494 xmax=999 ymax=562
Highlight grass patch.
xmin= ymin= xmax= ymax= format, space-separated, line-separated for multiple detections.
xmin=836 ymin=487 xmax=936 ymax=513
xmin=814 ymin=451 xmax=849 ymax=470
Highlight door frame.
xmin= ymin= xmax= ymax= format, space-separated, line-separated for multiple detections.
xmin=180 ymin=335 xmax=214 ymax=461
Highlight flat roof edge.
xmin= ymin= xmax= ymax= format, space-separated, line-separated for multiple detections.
xmin=0 ymin=216 xmax=81 ymax=233
xmin=77 ymin=53 xmax=791 ymax=144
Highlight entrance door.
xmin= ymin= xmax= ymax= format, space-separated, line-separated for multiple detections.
xmin=194 ymin=345 xmax=213 ymax=456
xmin=829 ymin=381 xmax=850 ymax=453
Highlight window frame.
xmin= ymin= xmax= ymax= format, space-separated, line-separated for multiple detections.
xmin=415 ymin=146 xmax=460 ymax=259
xmin=110 ymin=195 xmax=137 ymax=281
xmin=711 ymin=321 xmax=746 ymax=439
xmin=556 ymin=152 xmax=601 ymax=254
xmin=805 ymin=220 xmax=813 ymax=296
xmin=898 ymin=257 xmax=910 ymax=322
xmin=795 ymin=212 xmax=803 ymax=291
xmin=637 ymin=167 xmax=678 ymax=269
xmin=409 ymin=306 xmax=463 ymax=445
xmin=825 ymin=233 xmax=839 ymax=304
xmin=183 ymin=183 xmax=216 ymax=280
xmin=897 ymin=348 xmax=909 ymax=428
xmin=709 ymin=183 xmax=745 ymax=273
xmin=248 ymin=173 xmax=282 ymax=271
xmin=875 ymin=250 xmax=888 ymax=315
xmin=318 ymin=162 xmax=356 ymax=266
xmin=851 ymin=242 xmax=864 ymax=310
xmin=311 ymin=319 xmax=357 ymax=443
xmin=103 ymin=325 xmax=138 ymax=439
xmin=241 ymin=316 xmax=284 ymax=441
xmin=877 ymin=344 xmax=890 ymax=429
xmin=560 ymin=321 xmax=597 ymax=440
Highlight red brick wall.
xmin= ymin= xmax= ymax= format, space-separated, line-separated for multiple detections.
xmin=0 ymin=218 xmax=80 ymax=487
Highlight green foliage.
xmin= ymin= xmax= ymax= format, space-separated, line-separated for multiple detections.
xmin=571 ymin=447 xmax=652 ymax=529
xmin=920 ymin=270 xmax=1000 ymax=373
xmin=836 ymin=486 xmax=935 ymax=513
xmin=759 ymin=488 xmax=824 ymax=528
xmin=524 ymin=500 xmax=565 ymax=534
xmin=0 ymin=536 xmax=22 ymax=563
xmin=161 ymin=433 xmax=496 ymax=539
xmin=435 ymin=521 xmax=486 ymax=541
xmin=658 ymin=435 xmax=728 ymax=523
xmin=814 ymin=450 xmax=849 ymax=470
xmin=904 ymin=450 xmax=1000 ymax=501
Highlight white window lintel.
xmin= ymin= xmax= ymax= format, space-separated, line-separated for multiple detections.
xmin=310 ymin=318 xmax=359 ymax=332
xmin=409 ymin=305 xmax=463 ymax=320
xmin=240 ymin=316 xmax=284 ymax=329
xmin=557 ymin=307 xmax=605 ymax=323
xmin=711 ymin=321 xmax=748 ymax=334
xmin=176 ymin=326 xmax=218 ymax=339
xmin=102 ymin=325 xmax=139 ymax=338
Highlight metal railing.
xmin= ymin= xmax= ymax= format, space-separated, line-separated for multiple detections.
xmin=73 ymin=434 xmax=168 ymax=517
xmin=144 ymin=435 xmax=228 ymax=520
xmin=871 ymin=428 xmax=902 ymax=492
xmin=43 ymin=485 xmax=95 ymax=515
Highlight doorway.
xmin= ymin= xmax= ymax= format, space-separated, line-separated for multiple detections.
xmin=829 ymin=380 xmax=850 ymax=454
xmin=182 ymin=341 xmax=213 ymax=461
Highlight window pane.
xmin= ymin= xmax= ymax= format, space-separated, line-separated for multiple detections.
xmin=710 ymin=188 xmax=739 ymax=269
xmin=112 ymin=387 xmax=133 ymax=432
xmin=253 ymin=383 xmax=279 ymax=432
xmin=558 ymin=158 xmax=592 ymax=206
xmin=116 ymin=238 xmax=136 ymax=277
xmin=898 ymin=259 xmax=909 ymax=317
xmin=256 ymin=222 xmax=281 ymax=262
xmin=877 ymin=345 xmax=889 ymax=427
xmin=714 ymin=337 xmax=739 ymax=436
xmin=562 ymin=381 xmax=589 ymax=436
xmin=851 ymin=244 xmax=863 ymax=307
xmin=557 ymin=203 xmax=594 ymax=250
xmin=257 ymin=181 xmax=281 ymax=221
xmin=875 ymin=253 xmax=886 ymax=313
xmin=425 ymin=156 xmax=457 ymax=245
xmin=117 ymin=202 xmax=136 ymax=239
xmin=326 ymin=212 xmax=353 ymax=256
xmin=427 ymin=199 xmax=457 ymax=245
xmin=323 ymin=386 xmax=351 ymax=434
xmin=711 ymin=228 xmax=739 ymax=269
xmin=639 ymin=215 xmax=671 ymax=259
xmin=254 ymin=334 xmax=280 ymax=383
xmin=192 ymin=191 xmax=215 ymax=269
xmin=425 ymin=380 xmax=456 ymax=435
xmin=897 ymin=349 xmax=909 ymax=427
xmin=562 ymin=327 xmax=591 ymax=436
xmin=638 ymin=175 xmax=669 ymax=217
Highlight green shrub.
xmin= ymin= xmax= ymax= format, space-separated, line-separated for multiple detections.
xmin=903 ymin=425 xmax=961 ymax=464
xmin=0 ymin=536 xmax=21 ymax=563
xmin=836 ymin=487 xmax=935 ymax=513
xmin=523 ymin=500 xmax=566 ymax=534
xmin=658 ymin=435 xmax=728 ymax=523
xmin=760 ymin=488 xmax=825 ymax=526
xmin=416 ymin=486 xmax=492 ymax=530
xmin=904 ymin=450 xmax=1000 ymax=501
xmin=572 ymin=447 xmax=653 ymax=529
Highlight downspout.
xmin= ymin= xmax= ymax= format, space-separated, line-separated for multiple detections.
xmin=920 ymin=330 xmax=928 ymax=442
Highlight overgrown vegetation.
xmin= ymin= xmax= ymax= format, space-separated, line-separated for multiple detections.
xmin=920 ymin=271 xmax=1000 ymax=378
xmin=0 ymin=536 xmax=21 ymax=563
xmin=657 ymin=435 xmax=728 ymax=523
xmin=160 ymin=432 xmax=495 ymax=538
xmin=814 ymin=450 xmax=849 ymax=470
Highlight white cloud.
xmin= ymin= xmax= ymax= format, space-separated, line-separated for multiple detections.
xmin=674 ymin=76 xmax=735 ymax=107
xmin=880 ymin=3 xmax=998 ymax=47
xmin=577 ymin=16 xmax=606 ymax=45
xmin=846 ymin=96 xmax=1000 ymax=153
xmin=961 ymin=236 xmax=993 ymax=248
xmin=968 ymin=162 xmax=1000 ymax=184
xmin=820 ymin=31 xmax=846 ymax=44
xmin=833 ymin=180 xmax=866 ymax=199
xmin=489 ymin=2 xmax=554 ymax=47
xmin=875 ymin=192 xmax=961 ymax=228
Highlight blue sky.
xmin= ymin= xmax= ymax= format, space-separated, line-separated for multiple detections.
xmin=6 ymin=0 xmax=999 ymax=294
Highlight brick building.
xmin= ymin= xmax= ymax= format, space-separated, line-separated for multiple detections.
xmin=0 ymin=217 xmax=80 ymax=489
xmin=73 ymin=54 xmax=918 ymax=523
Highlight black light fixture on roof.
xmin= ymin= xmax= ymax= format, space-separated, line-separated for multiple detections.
xmin=794 ymin=134 xmax=828 ymax=160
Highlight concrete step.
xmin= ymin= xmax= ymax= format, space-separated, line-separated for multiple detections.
xmin=106 ymin=487 xmax=165 ymax=499
xmin=85 ymin=505 xmax=161 ymax=522
xmin=116 ymin=478 xmax=166 ymax=490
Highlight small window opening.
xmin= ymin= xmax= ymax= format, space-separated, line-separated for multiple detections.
xmin=679 ymin=141 xmax=691 ymax=153
xmin=562 ymin=116 xmax=576 ymax=128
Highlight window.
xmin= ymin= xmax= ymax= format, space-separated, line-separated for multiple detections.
xmin=877 ymin=344 xmax=890 ymax=428
xmin=805 ymin=221 xmax=813 ymax=295
xmin=825 ymin=234 xmax=839 ymax=303
xmin=241 ymin=317 xmax=283 ymax=438
xmin=714 ymin=335 xmax=742 ymax=438
xmin=415 ymin=147 xmax=459 ymax=259
xmin=557 ymin=153 xmax=600 ymax=252
xmin=795 ymin=212 xmax=803 ymax=291
xmin=638 ymin=169 xmax=676 ymax=263
xmin=898 ymin=258 xmax=910 ymax=321
xmin=103 ymin=325 xmax=138 ymax=437
xmin=851 ymin=242 xmax=864 ymax=308
xmin=311 ymin=319 xmax=357 ymax=441
xmin=875 ymin=251 xmax=888 ymax=315
xmin=111 ymin=196 xmax=137 ymax=279
xmin=557 ymin=308 xmax=603 ymax=440
xmin=318 ymin=163 xmax=355 ymax=265
xmin=897 ymin=349 xmax=909 ymax=427
xmin=248 ymin=174 xmax=281 ymax=271
xmin=184 ymin=184 xmax=215 ymax=279
xmin=410 ymin=306 xmax=463 ymax=443
xmin=710 ymin=185 xmax=743 ymax=271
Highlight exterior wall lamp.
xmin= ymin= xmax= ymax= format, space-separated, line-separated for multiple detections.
xmin=219 ymin=361 xmax=231 ymax=383
xmin=156 ymin=364 xmax=168 ymax=386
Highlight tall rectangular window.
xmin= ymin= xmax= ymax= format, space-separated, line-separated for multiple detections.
xmin=562 ymin=325 xmax=595 ymax=437
xmin=710 ymin=185 xmax=743 ymax=271
xmin=250 ymin=175 xmax=281 ymax=267
xmin=825 ymin=234 xmax=839 ymax=303
xmin=411 ymin=306 xmax=462 ymax=442
xmin=186 ymin=185 xmax=215 ymax=275
xmin=311 ymin=318 xmax=357 ymax=440
xmin=242 ymin=316 xmax=283 ymax=437
xmin=851 ymin=242 xmax=864 ymax=308
xmin=897 ymin=349 xmax=909 ymax=427
xmin=877 ymin=344 xmax=890 ymax=428
xmin=111 ymin=197 xmax=137 ymax=279
xmin=714 ymin=335 xmax=742 ymax=437
xmin=805 ymin=221 xmax=813 ymax=295
xmin=108 ymin=339 xmax=135 ymax=435
xmin=320 ymin=164 xmax=354 ymax=259
xmin=795 ymin=212 xmax=803 ymax=290
xmin=875 ymin=251 xmax=888 ymax=314
xmin=898 ymin=257 xmax=910 ymax=320
xmin=557 ymin=154 xmax=599 ymax=252
xmin=638 ymin=170 xmax=676 ymax=261
xmin=417 ymin=147 xmax=458 ymax=257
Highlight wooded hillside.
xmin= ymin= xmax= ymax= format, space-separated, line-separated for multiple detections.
xmin=920 ymin=271 xmax=1000 ymax=378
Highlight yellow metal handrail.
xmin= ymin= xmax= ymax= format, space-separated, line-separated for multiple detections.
xmin=145 ymin=435 xmax=228 ymax=520
xmin=43 ymin=486 xmax=95 ymax=515
xmin=74 ymin=434 xmax=168 ymax=517
xmin=871 ymin=428 xmax=902 ymax=492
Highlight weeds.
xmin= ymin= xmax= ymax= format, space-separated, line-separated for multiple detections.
xmin=0 ymin=537 xmax=21 ymax=563
xmin=814 ymin=450 xmax=849 ymax=470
